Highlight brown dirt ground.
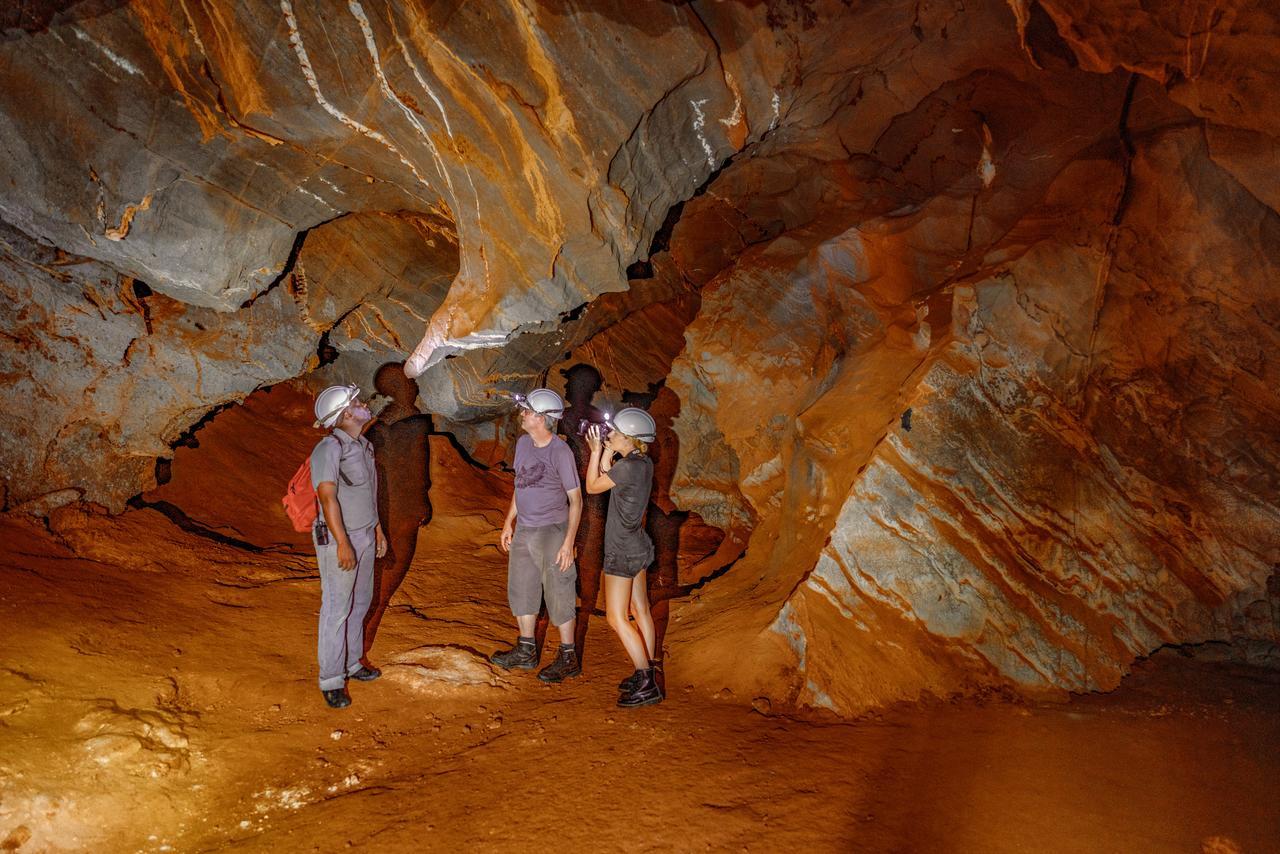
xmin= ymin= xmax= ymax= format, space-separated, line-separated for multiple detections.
xmin=0 ymin=442 xmax=1277 ymax=853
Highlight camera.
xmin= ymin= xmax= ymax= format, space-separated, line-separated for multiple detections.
xmin=577 ymin=418 xmax=610 ymax=439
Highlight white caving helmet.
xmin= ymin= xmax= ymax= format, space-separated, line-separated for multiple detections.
xmin=515 ymin=388 xmax=566 ymax=419
xmin=314 ymin=384 xmax=360 ymax=429
xmin=608 ymin=407 xmax=657 ymax=443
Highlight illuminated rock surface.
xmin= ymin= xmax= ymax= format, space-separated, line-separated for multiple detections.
xmin=0 ymin=421 xmax=1276 ymax=851
xmin=0 ymin=223 xmax=317 ymax=513
xmin=1 ymin=0 xmax=1278 ymax=736
xmin=665 ymin=105 xmax=1280 ymax=712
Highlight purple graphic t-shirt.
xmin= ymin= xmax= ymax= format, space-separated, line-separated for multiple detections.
xmin=513 ymin=434 xmax=581 ymax=526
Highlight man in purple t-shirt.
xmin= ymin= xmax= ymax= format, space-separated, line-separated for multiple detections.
xmin=491 ymin=388 xmax=584 ymax=682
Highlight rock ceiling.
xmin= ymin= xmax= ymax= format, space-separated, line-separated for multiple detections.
xmin=0 ymin=0 xmax=1276 ymax=712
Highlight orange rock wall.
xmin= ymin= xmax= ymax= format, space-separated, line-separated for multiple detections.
xmin=1 ymin=0 xmax=1277 ymax=710
xmin=658 ymin=3 xmax=1280 ymax=710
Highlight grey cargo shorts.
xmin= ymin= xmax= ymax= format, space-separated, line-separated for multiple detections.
xmin=508 ymin=521 xmax=577 ymax=626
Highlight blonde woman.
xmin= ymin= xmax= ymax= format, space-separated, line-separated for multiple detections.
xmin=585 ymin=407 xmax=662 ymax=707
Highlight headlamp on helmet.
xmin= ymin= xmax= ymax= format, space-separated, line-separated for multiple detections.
xmin=608 ymin=407 xmax=657 ymax=443
xmin=313 ymin=384 xmax=361 ymax=429
xmin=515 ymin=388 xmax=565 ymax=419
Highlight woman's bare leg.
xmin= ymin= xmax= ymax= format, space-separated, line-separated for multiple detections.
xmin=605 ymin=574 xmax=649 ymax=670
xmin=629 ymin=570 xmax=656 ymax=661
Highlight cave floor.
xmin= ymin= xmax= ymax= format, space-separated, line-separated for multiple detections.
xmin=0 ymin=501 xmax=1276 ymax=854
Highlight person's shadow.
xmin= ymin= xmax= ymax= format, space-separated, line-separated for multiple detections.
xmin=558 ymin=364 xmax=610 ymax=659
xmin=362 ymin=362 xmax=433 ymax=665
xmin=623 ymin=385 xmax=685 ymax=663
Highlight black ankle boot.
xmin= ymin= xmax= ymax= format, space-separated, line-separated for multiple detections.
xmin=537 ymin=644 xmax=582 ymax=683
xmin=618 ymin=669 xmax=643 ymax=692
xmin=618 ymin=659 xmax=661 ymax=692
xmin=617 ymin=667 xmax=662 ymax=708
xmin=491 ymin=637 xmax=539 ymax=670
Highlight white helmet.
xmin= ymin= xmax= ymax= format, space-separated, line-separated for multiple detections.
xmin=314 ymin=384 xmax=360 ymax=428
xmin=515 ymin=388 xmax=565 ymax=419
xmin=609 ymin=407 xmax=657 ymax=442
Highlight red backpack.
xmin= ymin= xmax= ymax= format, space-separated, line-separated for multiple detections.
xmin=282 ymin=437 xmax=353 ymax=533
xmin=282 ymin=458 xmax=319 ymax=532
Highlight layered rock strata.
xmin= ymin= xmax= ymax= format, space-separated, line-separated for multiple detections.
xmin=0 ymin=0 xmax=1277 ymax=712
xmin=661 ymin=6 xmax=1280 ymax=710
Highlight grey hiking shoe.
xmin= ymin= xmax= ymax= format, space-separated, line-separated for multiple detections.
xmin=537 ymin=645 xmax=582 ymax=683
xmin=322 ymin=688 xmax=351 ymax=709
xmin=491 ymin=638 xmax=539 ymax=670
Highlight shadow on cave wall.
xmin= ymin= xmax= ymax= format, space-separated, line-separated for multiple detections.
xmin=0 ymin=0 xmax=131 ymax=37
xmin=137 ymin=351 xmax=725 ymax=670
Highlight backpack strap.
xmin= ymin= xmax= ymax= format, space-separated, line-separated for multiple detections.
xmin=313 ymin=435 xmax=352 ymax=533
xmin=325 ymin=432 xmax=356 ymax=487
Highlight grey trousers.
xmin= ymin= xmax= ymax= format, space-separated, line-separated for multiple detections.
xmin=315 ymin=523 xmax=377 ymax=691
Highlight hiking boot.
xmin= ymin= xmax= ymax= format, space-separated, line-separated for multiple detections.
xmin=617 ymin=668 xmax=662 ymax=708
xmin=350 ymin=665 xmax=381 ymax=682
xmin=491 ymin=637 xmax=539 ymax=670
xmin=618 ymin=669 xmax=643 ymax=692
xmin=537 ymin=645 xmax=582 ymax=683
xmin=618 ymin=659 xmax=662 ymax=692
xmin=322 ymin=688 xmax=351 ymax=709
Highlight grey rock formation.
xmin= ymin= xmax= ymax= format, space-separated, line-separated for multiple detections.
xmin=0 ymin=223 xmax=320 ymax=511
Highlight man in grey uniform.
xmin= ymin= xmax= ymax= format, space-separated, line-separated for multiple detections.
xmin=310 ymin=384 xmax=388 ymax=709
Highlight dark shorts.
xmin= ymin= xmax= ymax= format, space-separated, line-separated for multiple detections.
xmin=508 ymin=522 xmax=578 ymax=625
xmin=603 ymin=547 xmax=654 ymax=579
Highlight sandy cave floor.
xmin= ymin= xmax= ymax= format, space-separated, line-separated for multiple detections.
xmin=0 ymin=486 xmax=1277 ymax=853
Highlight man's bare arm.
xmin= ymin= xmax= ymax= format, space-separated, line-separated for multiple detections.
xmin=500 ymin=493 xmax=518 ymax=553
xmin=556 ymin=488 xmax=583 ymax=572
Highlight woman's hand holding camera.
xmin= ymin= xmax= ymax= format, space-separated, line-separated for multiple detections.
xmin=587 ymin=423 xmax=617 ymax=471
xmin=586 ymin=423 xmax=605 ymax=453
